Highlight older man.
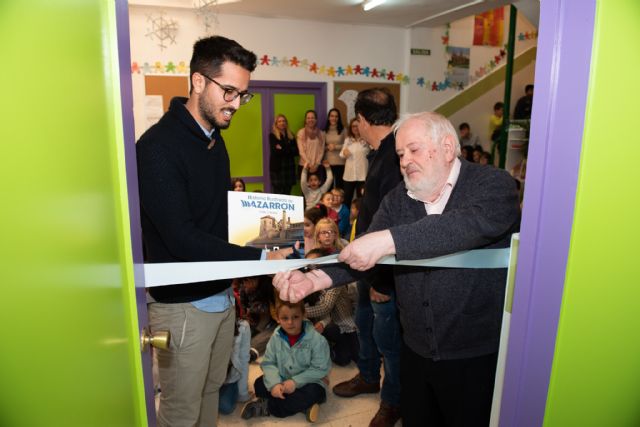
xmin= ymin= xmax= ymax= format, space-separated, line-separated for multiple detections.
xmin=274 ymin=112 xmax=520 ymax=426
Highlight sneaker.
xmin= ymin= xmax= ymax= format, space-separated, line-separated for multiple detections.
xmin=249 ymin=347 xmax=259 ymax=363
xmin=332 ymin=373 xmax=380 ymax=397
xmin=369 ymin=401 xmax=401 ymax=427
xmin=241 ymin=397 xmax=269 ymax=419
xmin=305 ymin=403 xmax=320 ymax=423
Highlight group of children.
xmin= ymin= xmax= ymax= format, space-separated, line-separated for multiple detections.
xmin=301 ymin=162 xmax=360 ymax=239
xmin=216 ymin=196 xmax=361 ymax=423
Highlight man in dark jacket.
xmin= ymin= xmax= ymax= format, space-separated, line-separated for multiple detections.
xmin=274 ymin=112 xmax=520 ymax=426
xmin=137 ymin=36 xmax=288 ymax=427
xmin=331 ymin=88 xmax=403 ymax=427
xmin=513 ymin=84 xmax=534 ymax=120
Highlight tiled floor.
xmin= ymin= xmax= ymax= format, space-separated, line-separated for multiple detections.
xmin=218 ymin=361 xmax=395 ymax=427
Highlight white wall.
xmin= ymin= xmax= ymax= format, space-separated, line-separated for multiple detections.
xmin=128 ymin=5 xmax=537 ymax=140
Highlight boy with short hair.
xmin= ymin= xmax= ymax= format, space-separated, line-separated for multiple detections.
xmin=489 ymin=101 xmax=504 ymax=142
xmin=330 ymin=188 xmax=350 ymax=238
xmin=459 ymin=122 xmax=481 ymax=148
xmin=241 ymin=300 xmax=330 ymax=423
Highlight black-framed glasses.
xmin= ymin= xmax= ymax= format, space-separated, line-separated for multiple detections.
xmin=201 ymin=73 xmax=254 ymax=105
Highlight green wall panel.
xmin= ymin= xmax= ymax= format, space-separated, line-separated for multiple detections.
xmin=274 ymin=93 xmax=317 ymax=135
xmin=274 ymin=94 xmax=316 ymax=196
xmin=223 ymin=93 xmax=263 ymax=179
xmin=544 ymin=1 xmax=640 ymax=426
xmin=0 ymin=1 xmax=143 ymax=426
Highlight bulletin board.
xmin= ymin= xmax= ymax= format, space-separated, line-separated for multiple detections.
xmin=333 ymin=81 xmax=400 ymax=126
xmin=144 ymin=75 xmax=189 ymax=112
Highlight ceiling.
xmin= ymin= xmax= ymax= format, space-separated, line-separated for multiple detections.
xmin=129 ymin=0 xmax=539 ymax=29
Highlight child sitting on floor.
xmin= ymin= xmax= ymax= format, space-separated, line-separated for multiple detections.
xmin=319 ymin=191 xmax=339 ymax=225
xmin=241 ymin=299 xmax=330 ymax=423
xmin=304 ymin=248 xmax=359 ymax=367
xmin=218 ymin=291 xmax=251 ymax=415
xmin=331 ymin=188 xmax=350 ymax=238
xmin=313 ymin=218 xmax=347 ymax=254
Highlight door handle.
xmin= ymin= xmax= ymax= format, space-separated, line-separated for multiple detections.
xmin=140 ymin=328 xmax=170 ymax=351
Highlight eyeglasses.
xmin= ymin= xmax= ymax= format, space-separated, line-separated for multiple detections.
xmin=201 ymin=73 xmax=254 ymax=105
xmin=318 ymin=230 xmax=335 ymax=236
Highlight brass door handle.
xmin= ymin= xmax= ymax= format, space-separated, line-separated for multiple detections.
xmin=140 ymin=328 xmax=170 ymax=352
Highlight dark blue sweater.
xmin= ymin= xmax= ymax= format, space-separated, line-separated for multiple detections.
xmin=137 ymin=97 xmax=261 ymax=303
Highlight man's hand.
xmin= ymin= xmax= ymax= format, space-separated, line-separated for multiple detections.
xmin=338 ymin=230 xmax=396 ymax=271
xmin=314 ymin=322 xmax=325 ymax=333
xmin=267 ymin=247 xmax=293 ymax=260
xmin=370 ymin=287 xmax=391 ymax=303
xmin=282 ymin=379 xmax=296 ymax=394
xmin=273 ymin=269 xmax=332 ymax=303
xmin=270 ymin=383 xmax=285 ymax=399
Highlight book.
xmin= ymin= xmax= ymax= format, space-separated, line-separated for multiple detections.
xmin=228 ymin=191 xmax=304 ymax=251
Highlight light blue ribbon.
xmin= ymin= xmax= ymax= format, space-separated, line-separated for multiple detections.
xmin=144 ymin=247 xmax=511 ymax=288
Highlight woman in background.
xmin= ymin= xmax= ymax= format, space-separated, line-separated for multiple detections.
xmin=269 ymin=114 xmax=298 ymax=195
xmin=323 ymin=108 xmax=346 ymax=189
xmin=340 ymin=118 xmax=370 ymax=204
xmin=296 ymin=110 xmax=326 ymax=183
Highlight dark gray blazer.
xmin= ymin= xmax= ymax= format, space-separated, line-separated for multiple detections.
xmin=324 ymin=159 xmax=520 ymax=360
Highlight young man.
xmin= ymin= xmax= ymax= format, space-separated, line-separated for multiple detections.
xmin=137 ymin=36 xmax=289 ymax=427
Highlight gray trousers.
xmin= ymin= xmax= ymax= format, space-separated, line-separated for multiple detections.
xmin=149 ymin=302 xmax=235 ymax=427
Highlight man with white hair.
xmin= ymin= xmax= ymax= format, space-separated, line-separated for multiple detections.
xmin=274 ymin=112 xmax=520 ymax=426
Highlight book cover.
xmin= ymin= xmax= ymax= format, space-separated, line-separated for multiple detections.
xmin=228 ymin=191 xmax=304 ymax=250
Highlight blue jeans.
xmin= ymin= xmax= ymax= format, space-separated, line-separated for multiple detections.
xmin=355 ymin=280 xmax=402 ymax=406
xmin=254 ymin=375 xmax=326 ymax=418
xmin=218 ymin=382 xmax=238 ymax=415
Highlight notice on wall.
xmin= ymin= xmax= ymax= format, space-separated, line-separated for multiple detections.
xmin=447 ymin=46 xmax=471 ymax=86
xmin=144 ymin=95 xmax=164 ymax=130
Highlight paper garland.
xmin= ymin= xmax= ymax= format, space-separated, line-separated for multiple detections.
xmin=131 ymin=29 xmax=536 ymax=92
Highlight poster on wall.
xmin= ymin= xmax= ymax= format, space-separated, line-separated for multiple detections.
xmin=144 ymin=95 xmax=164 ymax=130
xmin=228 ymin=191 xmax=304 ymax=251
xmin=143 ymin=75 xmax=189 ymax=132
xmin=333 ymin=82 xmax=400 ymax=126
xmin=473 ymin=7 xmax=505 ymax=46
xmin=447 ymin=46 xmax=471 ymax=86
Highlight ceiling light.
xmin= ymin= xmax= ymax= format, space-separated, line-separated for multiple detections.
xmin=363 ymin=0 xmax=386 ymax=12
xmin=409 ymin=0 xmax=484 ymax=26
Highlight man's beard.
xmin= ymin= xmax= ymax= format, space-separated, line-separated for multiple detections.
xmin=199 ymin=96 xmax=235 ymax=130
xmin=404 ymin=174 xmax=438 ymax=199
xmin=403 ymin=165 xmax=446 ymax=201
